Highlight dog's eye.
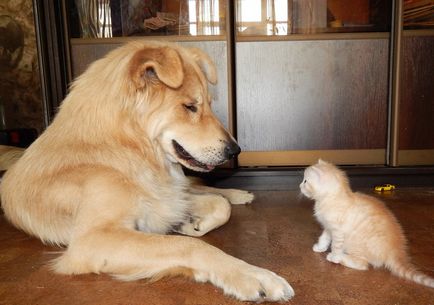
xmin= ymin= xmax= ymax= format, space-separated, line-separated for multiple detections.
xmin=183 ymin=104 xmax=198 ymax=113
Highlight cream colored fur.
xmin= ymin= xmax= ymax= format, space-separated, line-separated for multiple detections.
xmin=0 ymin=145 xmax=24 ymax=171
xmin=300 ymin=159 xmax=434 ymax=288
xmin=0 ymin=41 xmax=294 ymax=301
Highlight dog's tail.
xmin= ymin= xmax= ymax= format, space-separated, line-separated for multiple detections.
xmin=386 ymin=255 xmax=434 ymax=288
xmin=0 ymin=145 xmax=25 ymax=171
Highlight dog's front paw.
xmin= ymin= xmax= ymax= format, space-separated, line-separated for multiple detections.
xmin=212 ymin=263 xmax=294 ymax=302
xmin=326 ymin=252 xmax=342 ymax=264
xmin=224 ymin=189 xmax=255 ymax=205
xmin=174 ymin=216 xmax=206 ymax=237
xmin=313 ymin=243 xmax=328 ymax=253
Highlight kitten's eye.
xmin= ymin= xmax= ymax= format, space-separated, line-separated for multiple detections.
xmin=303 ymin=180 xmax=307 ymax=184
xmin=183 ymin=104 xmax=198 ymax=113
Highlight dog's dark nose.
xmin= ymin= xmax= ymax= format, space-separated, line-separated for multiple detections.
xmin=224 ymin=141 xmax=241 ymax=159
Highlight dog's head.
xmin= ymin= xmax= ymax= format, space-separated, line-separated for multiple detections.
xmin=126 ymin=42 xmax=240 ymax=172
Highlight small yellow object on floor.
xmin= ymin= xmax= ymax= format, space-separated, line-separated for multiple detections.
xmin=374 ymin=184 xmax=396 ymax=192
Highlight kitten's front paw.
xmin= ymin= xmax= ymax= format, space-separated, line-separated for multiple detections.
xmin=313 ymin=243 xmax=328 ymax=253
xmin=326 ymin=252 xmax=342 ymax=264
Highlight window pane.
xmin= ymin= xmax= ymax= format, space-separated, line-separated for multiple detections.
xmin=236 ymin=0 xmax=392 ymax=36
xmin=67 ymin=0 xmax=226 ymax=38
xmin=403 ymin=0 xmax=434 ymax=29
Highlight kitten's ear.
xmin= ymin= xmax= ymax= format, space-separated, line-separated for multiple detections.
xmin=318 ymin=159 xmax=326 ymax=165
xmin=309 ymin=166 xmax=322 ymax=181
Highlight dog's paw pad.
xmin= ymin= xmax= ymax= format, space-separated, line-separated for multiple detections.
xmin=216 ymin=264 xmax=294 ymax=302
xmin=173 ymin=216 xmax=205 ymax=237
xmin=225 ymin=189 xmax=255 ymax=205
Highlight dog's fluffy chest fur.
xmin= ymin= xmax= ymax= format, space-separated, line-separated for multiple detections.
xmin=134 ymin=188 xmax=190 ymax=234
xmin=133 ymin=163 xmax=190 ymax=234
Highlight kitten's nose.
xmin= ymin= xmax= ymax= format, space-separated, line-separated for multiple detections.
xmin=224 ymin=141 xmax=241 ymax=159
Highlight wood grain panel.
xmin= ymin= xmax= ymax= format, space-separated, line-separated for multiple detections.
xmin=399 ymin=35 xmax=434 ymax=150
xmin=236 ymin=39 xmax=389 ymax=151
xmin=398 ymin=150 xmax=434 ymax=165
xmin=70 ymin=40 xmax=229 ymax=128
xmin=238 ymin=149 xmax=386 ymax=166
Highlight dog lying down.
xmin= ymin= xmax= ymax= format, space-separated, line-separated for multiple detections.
xmin=1 ymin=41 xmax=294 ymax=302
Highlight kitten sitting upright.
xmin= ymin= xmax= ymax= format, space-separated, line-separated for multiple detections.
xmin=300 ymin=159 xmax=434 ymax=288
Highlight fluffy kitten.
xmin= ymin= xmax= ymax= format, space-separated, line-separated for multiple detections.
xmin=300 ymin=159 xmax=434 ymax=288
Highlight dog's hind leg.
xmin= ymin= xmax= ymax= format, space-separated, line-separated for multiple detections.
xmin=175 ymin=193 xmax=231 ymax=237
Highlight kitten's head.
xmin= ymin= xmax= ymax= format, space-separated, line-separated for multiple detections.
xmin=299 ymin=159 xmax=350 ymax=200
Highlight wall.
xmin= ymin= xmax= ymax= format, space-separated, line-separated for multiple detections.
xmin=0 ymin=0 xmax=44 ymax=134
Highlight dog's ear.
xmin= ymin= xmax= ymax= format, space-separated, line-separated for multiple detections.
xmin=188 ymin=47 xmax=217 ymax=85
xmin=130 ymin=46 xmax=184 ymax=89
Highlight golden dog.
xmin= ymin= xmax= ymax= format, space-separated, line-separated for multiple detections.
xmin=1 ymin=41 xmax=294 ymax=302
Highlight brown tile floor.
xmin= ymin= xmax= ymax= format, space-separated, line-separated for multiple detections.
xmin=1 ymin=188 xmax=433 ymax=305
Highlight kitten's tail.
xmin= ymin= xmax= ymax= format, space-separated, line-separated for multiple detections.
xmin=387 ymin=257 xmax=434 ymax=288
